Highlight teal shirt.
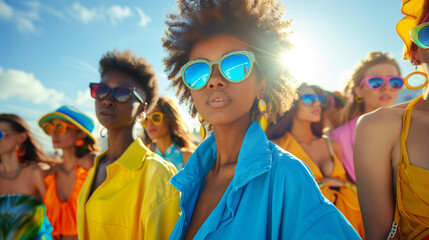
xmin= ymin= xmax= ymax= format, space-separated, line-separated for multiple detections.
xmin=156 ymin=142 xmax=184 ymax=170
xmin=169 ymin=122 xmax=361 ymax=239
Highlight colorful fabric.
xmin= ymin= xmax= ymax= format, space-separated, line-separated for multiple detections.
xmin=77 ymin=138 xmax=180 ymax=240
xmin=155 ymin=142 xmax=184 ymax=170
xmin=396 ymin=0 xmax=426 ymax=59
xmin=275 ymin=132 xmax=364 ymax=237
xmin=43 ymin=166 xmax=88 ymax=237
xmin=38 ymin=106 xmax=96 ymax=142
xmin=329 ymin=117 xmax=359 ymax=183
xmin=168 ymin=122 xmax=360 ymax=239
xmin=394 ymin=95 xmax=429 ymax=239
xmin=0 ymin=194 xmax=53 ymax=240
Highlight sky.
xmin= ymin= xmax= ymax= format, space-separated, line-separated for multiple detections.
xmin=0 ymin=0 xmax=418 ymax=153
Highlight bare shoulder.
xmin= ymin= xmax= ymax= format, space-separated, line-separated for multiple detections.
xmin=28 ymin=162 xmax=46 ymax=178
xmin=328 ymin=137 xmax=342 ymax=152
xmin=358 ymin=104 xmax=406 ymax=130
xmin=78 ymin=153 xmax=95 ymax=170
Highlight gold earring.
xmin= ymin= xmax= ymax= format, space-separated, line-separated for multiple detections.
xmin=355 ymin=94 xmax=363 ymax=103
xmin=404 ymin=65 xmax=429 ymax=90
xmin=258 ymin=94 xmax=267 ymax=131
xmin=198 ymin=113 xmax=206 ymax=139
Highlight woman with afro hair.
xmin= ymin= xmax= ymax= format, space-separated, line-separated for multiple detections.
xmin=163 ymin=0 xmax=360 ymax=239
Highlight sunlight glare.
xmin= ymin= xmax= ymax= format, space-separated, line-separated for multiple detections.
xmin=280 ymin=32 xmax=328 ymax=88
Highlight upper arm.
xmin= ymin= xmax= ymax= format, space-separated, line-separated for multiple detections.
xmin=354 ymin=110 xmax=398 ymax=239
xmin=32 ymin=164 xmax=47 ymax=199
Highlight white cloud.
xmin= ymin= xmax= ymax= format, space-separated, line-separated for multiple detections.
xmin=136 ymin=7 xmax=151 ymax=27
xmin=75 ymin=89 xmax=94 ymax=107
xmin=0 ymin=67 xmax=65 ymax=107
xmin=0 ymin=0 xmax=14 ymax=19
xmin=107 ymin=5 xmax=132 ymax=25
xmin=16 ymin=17 xmax=35 ymax=32
xmin=70 ymin=2 xmax=97 ymax=23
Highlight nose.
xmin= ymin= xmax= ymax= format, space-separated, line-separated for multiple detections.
xmin=207 ymin=65 xmax=227 ymax=89
xmin=380 ymin=80 xmax=389 ymax=92
xmin=101 ymin=91 xmax=115 ymax=107
xmin=314 ymin=100 xmax=321 ymax=107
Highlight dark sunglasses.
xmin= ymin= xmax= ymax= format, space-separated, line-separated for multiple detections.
xmin=180 ymin=51 xmax=262 ymax=90
xmin=359 ymin=76 xmax=404 ymax=90
xmin=89 ymin=83 xmax=144 ymax=103
xmin=299 ymin=94 xmax=328 ymax=106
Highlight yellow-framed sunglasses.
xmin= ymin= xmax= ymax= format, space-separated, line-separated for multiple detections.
xmin=142 ymin=112 xmax=165 ymax=127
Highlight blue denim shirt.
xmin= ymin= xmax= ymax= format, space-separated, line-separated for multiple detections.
xmin=169 ymin=122 xmax=361 ymax=239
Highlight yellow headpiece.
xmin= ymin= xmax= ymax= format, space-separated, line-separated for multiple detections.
xmin=396 ymin=0 xmax=426 ymax=59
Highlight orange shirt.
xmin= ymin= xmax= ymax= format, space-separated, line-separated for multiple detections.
xmin=43 ymin=166 xmax=88 ymax=237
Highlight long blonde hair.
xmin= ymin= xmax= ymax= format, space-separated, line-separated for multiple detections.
xmin=339 ymin=52 xmax=400 ymax=124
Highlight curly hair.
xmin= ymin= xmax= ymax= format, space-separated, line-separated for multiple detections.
xmin=0 ymin=114 xmax=50 ymax=164
xmin=163 ymin=0 xmax=297 ymax=124
xmin=143 ymin=97 xmax=196 ymax=151
xmin=266 ymin=83 xmax=324 ymax=140
xmin=99 ymin=50 xmax=159 ymax=112
xmin=340 ymin=51 xmax=401 ymax=124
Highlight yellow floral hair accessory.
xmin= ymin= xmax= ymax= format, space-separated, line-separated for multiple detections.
xmin=396 ymin=0 xmax=425 ymax=59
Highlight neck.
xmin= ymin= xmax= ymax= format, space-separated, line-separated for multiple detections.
xmin=363 ymin=104 xmax=377 ymax=114
xmin=290 ymin=117 xmax=317 ymax=144
xmin=211 ymin=115 xmax=251 ymax=174
xmin=0 ymin=151 xmax=21 ymax=172
xmin=60 ymin=147 xmax=79 ymax=172
xmin=105 ymin=125 xmax=135 ymax=164
xmin=155 ymin=134 xmax=173 ymax=156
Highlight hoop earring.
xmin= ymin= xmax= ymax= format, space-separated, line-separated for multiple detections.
xmin=258 ymin=93 xmax=267 ymax=131
xmin=198 ymin=113 xmax=206 ymax=139
xmin=136 ymin=112 xmax=146 ymax=122
xmin=355 ymin=94 xmax=363 ymax=103
xmin=97 ymin=124 xmax=108 ymax=138
xmin=404 ymin=65 xmax=429 ymax=90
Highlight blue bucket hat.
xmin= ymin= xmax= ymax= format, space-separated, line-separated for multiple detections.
xmin=38 ymin=106 xmax=96 ymax=142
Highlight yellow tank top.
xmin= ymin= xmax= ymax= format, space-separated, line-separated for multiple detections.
xmin=391 ymin=95 xmax=429 ymax=240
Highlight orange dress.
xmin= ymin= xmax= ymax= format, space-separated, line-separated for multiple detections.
xmin=275 ymin=132 xmax=364 ymax=237
xmin=43 ymin=166 xmax=88 ymax=237
xmin=389 ymin=95 xmax=429 ymax=240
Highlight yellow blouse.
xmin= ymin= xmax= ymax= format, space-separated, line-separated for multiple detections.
xmin=77 ymin=138 xmax=181 ymax=240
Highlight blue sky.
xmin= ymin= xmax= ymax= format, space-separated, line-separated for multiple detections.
xmin=0 ymin=0 xmax=417 ymax=152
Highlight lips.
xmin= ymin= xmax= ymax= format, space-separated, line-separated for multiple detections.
xmin=312 ymin=109 xmax=321 ymax=115
xmin=148 ymin=129 xmax=156 ymax=134
xmin=379 ymin=94 xmax=392 ymax=102
xmin=99 ymin=108 xmax=116 ymax=117
xmin=207 ymin=91 xmax=231 ymax=108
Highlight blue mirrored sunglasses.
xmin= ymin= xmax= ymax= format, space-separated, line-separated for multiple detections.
xmin=411 ymin=22 xmax=429 ymax=49
xmin=180 ymin=51 xmax=262 ymax=90
xmin=299 ymin=94 xmax=327 ymax=106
